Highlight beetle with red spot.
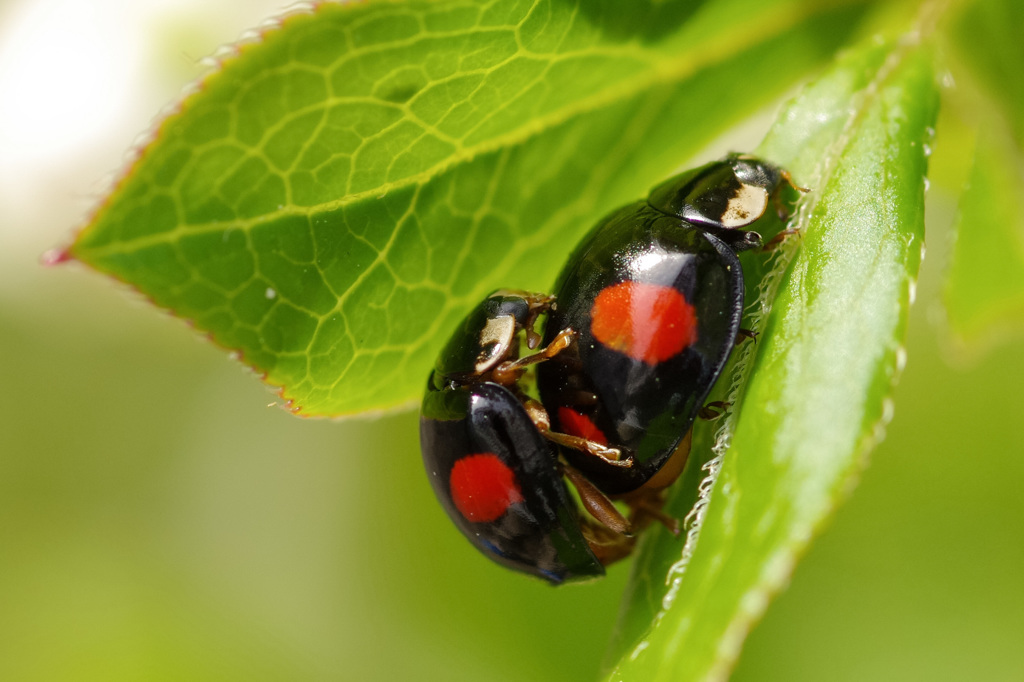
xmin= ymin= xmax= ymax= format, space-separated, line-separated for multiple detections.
xmin=537 ymin=153 xmax=801 ymax=495
xmin=420 ymin=291 xmax=618 ymax=583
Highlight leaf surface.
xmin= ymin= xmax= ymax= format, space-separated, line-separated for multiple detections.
xmin=941 ymin=0 xmax=1024 ymax=348
xmin=605 ymin=35 xmax=938 ymax=681
xmin=70 ymin=0 xmax=872 ymax=415
xmin=949 ymin=0 xmax=1024 ymax=147
xmin=943 ymin=131 xmax=1024 ymax=346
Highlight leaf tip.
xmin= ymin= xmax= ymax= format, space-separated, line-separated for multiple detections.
xmin=39 ymin=248 xmax=73 ymax=267
xmin=69 ymin=0 xmax=331 ymax=261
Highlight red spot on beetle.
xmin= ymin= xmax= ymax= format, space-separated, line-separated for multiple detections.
xmin=449 ymin=453 xmax=524 ymax=523
xmin=590 ymin=281 xmax=697 ymax=364
xmin=558 ymin=407 xmax=608 ymax=445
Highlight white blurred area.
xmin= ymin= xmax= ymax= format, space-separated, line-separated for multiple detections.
xmin=0 ymin=0 xmax=290 ymax=287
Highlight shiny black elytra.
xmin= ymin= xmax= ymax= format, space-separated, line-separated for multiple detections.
xmin=421 ymin=382 xmax=604 ymax=584
xmin=537 ymin=154 xmax=799 ymax=494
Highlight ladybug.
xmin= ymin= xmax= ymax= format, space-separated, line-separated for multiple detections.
xmin=419 ymin=155 xmax=800 ymax=583
xmin=420 ymin=291 xmax=632 ymax=584
xmin=536 ymin=154 xmax=801 ymax=494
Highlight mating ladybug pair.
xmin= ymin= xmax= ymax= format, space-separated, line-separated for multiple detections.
xmin=420 ymin=154 xmax=802 ymax=584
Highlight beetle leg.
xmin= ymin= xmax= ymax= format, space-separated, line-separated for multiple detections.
xmin=771 ymin=170 xmax=808 ymax=221
xmin=543 ymin=430 xmax=632 ymax=467
xmin=774 ymin=170 xmax=809 ymax=218
xmin=543 ymin=430 xmax=633 ymax=468
xmin=735 ymin=328 xmax=759 ymax=347
xmin=522 ymin=398 xmax=633 ymax=468
xmin=490 ymin=328 xmax=577 ymax=385
xmin=525 ymin=327 xmax=576 ymax=363
xmin=561 ymin=462 xmax=632 ymax=535
xmin=579 ymin=521 xmax=636 ymax=567
xmin=524 ymin=325 xmax=542 ymax=350
xmin=523 ymin=293 xmax=556 ymax=349
xmin=761 ymin=227 xmax=802 ymax=252
xmin=626 ymin=492 xmax=681 ymax=537
xmin=781 ymin=169 xmax=810 ymax=194
xmin=698 ymin=400 xmax=730 ymax=420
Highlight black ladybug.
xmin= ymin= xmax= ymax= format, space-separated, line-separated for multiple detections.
xmin=420 ymin=291 xmax=627 ymax=584
xmin=537 ymin=154 xmax=801 ymax=494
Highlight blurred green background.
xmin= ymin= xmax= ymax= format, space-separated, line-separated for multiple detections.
xmin=2 ymin=0 xmax=1022 ymax=679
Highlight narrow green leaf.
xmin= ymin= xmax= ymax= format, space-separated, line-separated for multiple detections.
xmin=940 ymin=0 xmax=1024 ymax=348
xmin=944 ymin=130 xmax=1024 ymax=346
xmin=605 ymin=35 xmax=938 ymax=680
xmin=69 ymin=0 xmax=872 ymax=416
xmin=949 ymin=0 xmax=1024 ymax=147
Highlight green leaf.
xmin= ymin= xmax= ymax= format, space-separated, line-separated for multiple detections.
xmin=940 ymin=0 xmax=1024 ymax=349
xmin=604 ymin=35 xmax=938 ymax=680
xmin=948 ymin=0 xmax=1024 ymax=147
xmin=70 ymin=0 xmax=873 ymax=416
xmin=943 ymin=130 xmax=1024 ymax=347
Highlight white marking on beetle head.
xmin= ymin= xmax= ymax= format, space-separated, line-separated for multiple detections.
xmin=721 ymin=184 xmax=769 ymax=228
xmin=475 ymin=315 xmax=516 ymax=372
